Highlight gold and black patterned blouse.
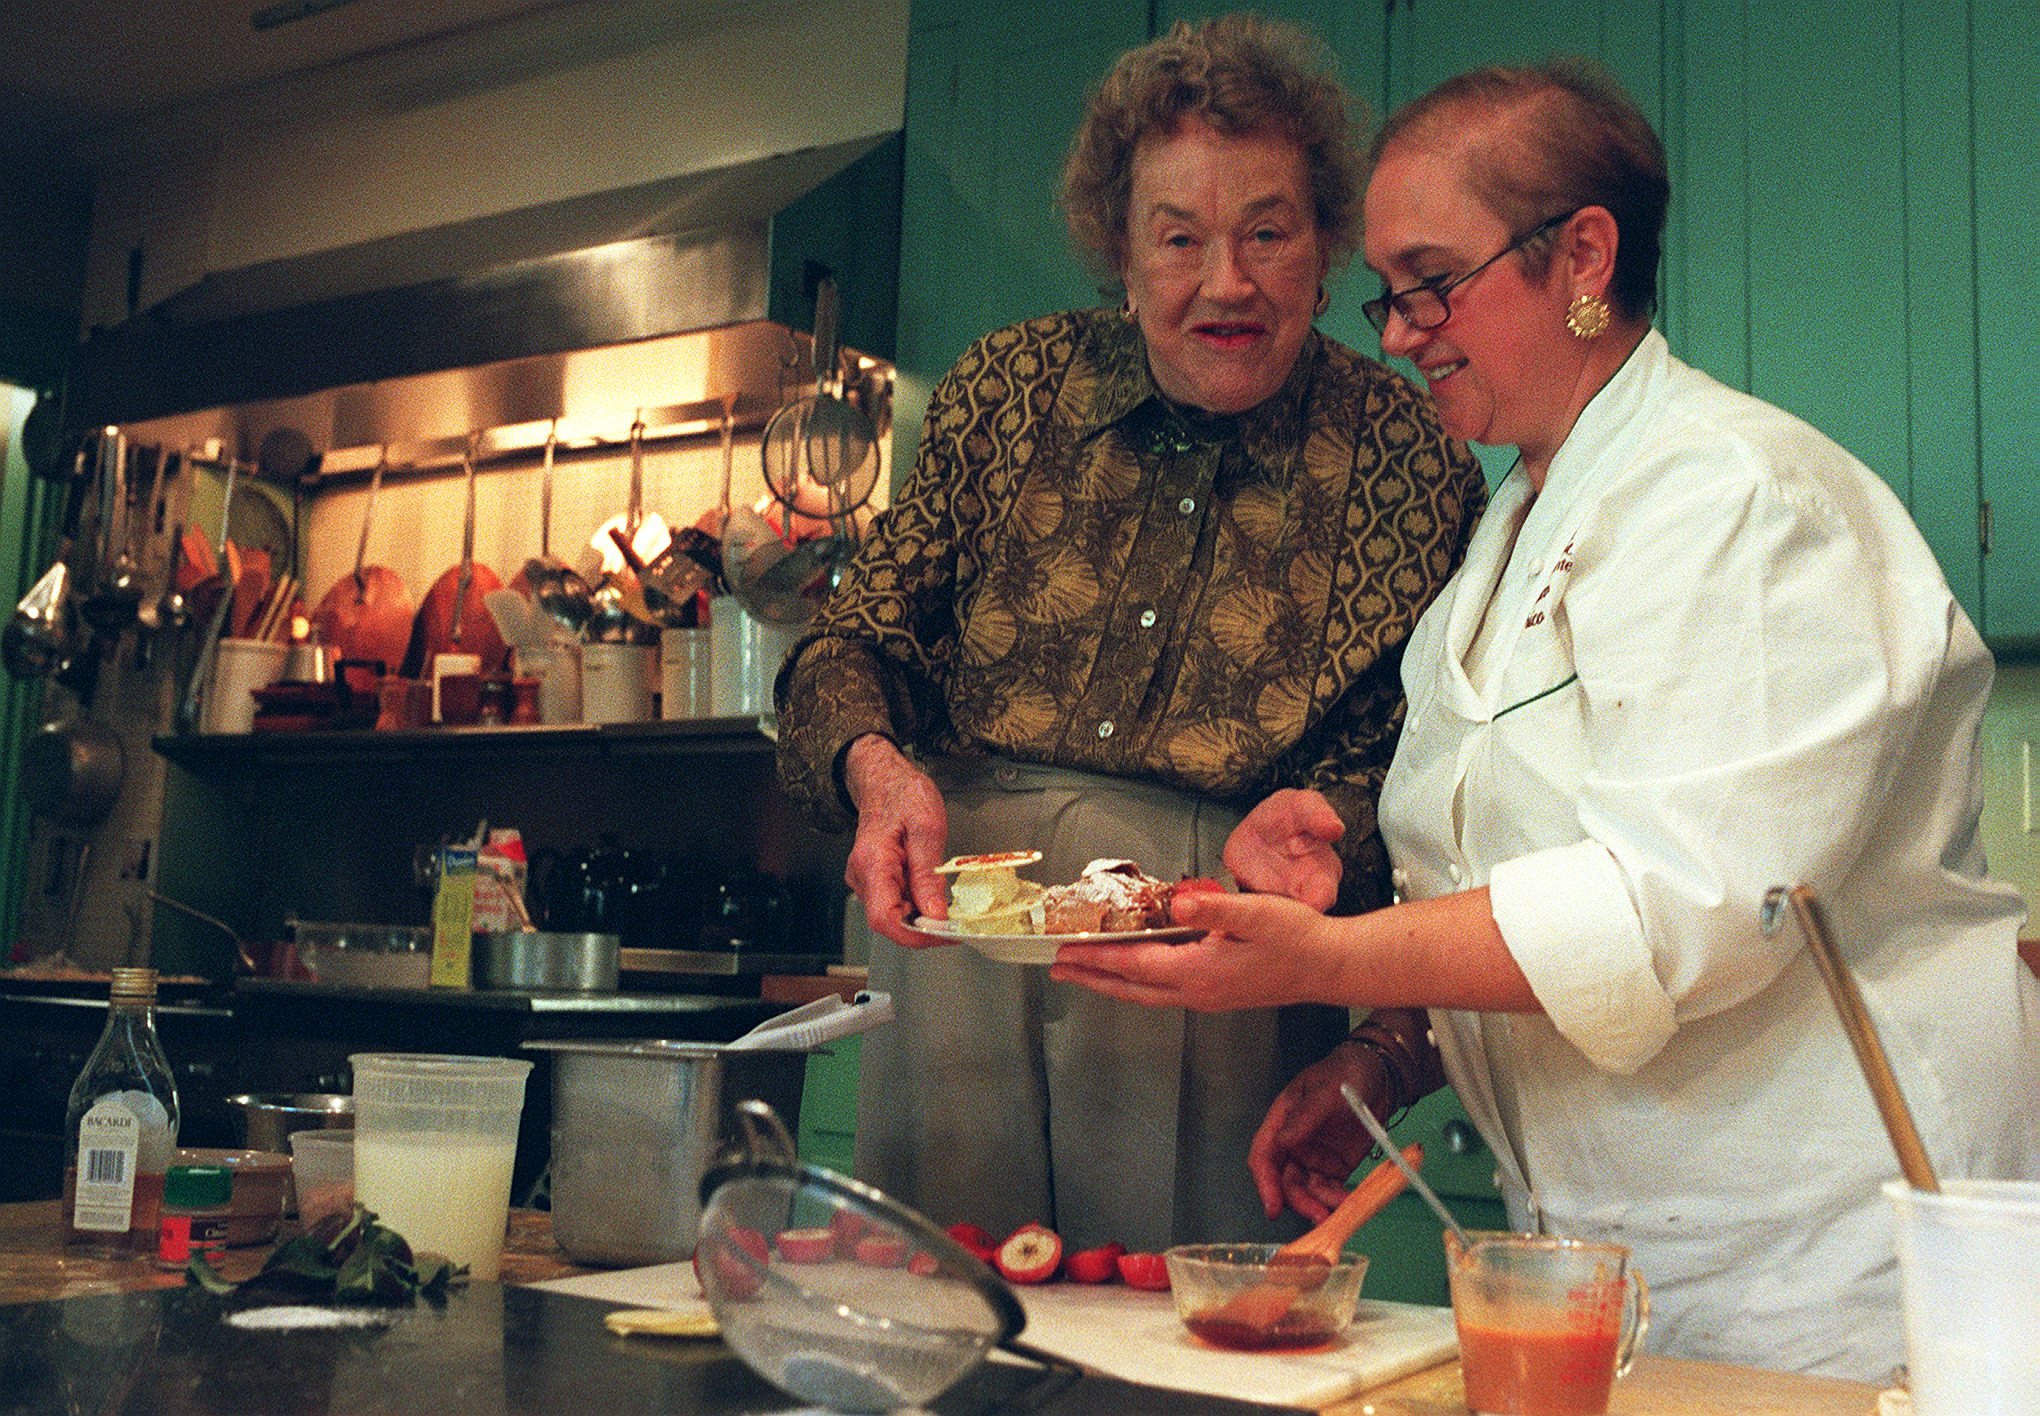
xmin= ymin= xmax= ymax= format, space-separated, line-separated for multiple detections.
xmin=775 ymin=308 xmax=1485 ymax=911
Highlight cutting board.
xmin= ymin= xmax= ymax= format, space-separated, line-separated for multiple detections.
xmin=529 ymin=1264 xmax=1456 ymax=1410
xmin=1016 ymin=1285 xmax=1457 ymax=1409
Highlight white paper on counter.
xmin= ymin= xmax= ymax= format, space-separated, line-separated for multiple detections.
xmin=1012 ymin=1286 xmax=1458 ymax=1409
xmin=526 ymin=1261 xmax=711 ymax=1319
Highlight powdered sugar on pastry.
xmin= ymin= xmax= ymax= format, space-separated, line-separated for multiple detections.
xmin=1033 ymin=859 xmax=1173 ymax=935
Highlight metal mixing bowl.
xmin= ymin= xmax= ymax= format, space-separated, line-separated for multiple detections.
xmin=224 ymin=1092 xmax=354 ymax=1153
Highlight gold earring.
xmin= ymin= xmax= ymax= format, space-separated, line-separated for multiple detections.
xmin=1122 ymin=295 xmax=1137 ymax=322
xmin=1314 ymin=286 xmax=1330 ymax=316
xmin=1566 ymin=292 xmax=1611 ymax=340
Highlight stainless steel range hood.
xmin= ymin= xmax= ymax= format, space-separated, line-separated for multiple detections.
xmin=68 ymin=131 xmax=901 ymax=434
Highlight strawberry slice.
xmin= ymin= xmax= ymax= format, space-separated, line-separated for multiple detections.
xmin=694 ymin=1225 xmax=770 ymax=1299
xmin=907 ymin=1250 xmax=941 ymax=1277
xmin=828 ymin=1206 xmax=873 ymax=1251
xmin=994 ymin=1223 xmax=1064 ymax=1284
xmin=774 ymin=1226 xmax=837 ymax=1263
xmin=1173 ymin=876 xmax=1227 ymax=896
xmin=1065 ymin=1241 xmax=1128 ymax=1284
xmin=853 ymin=1233 xmax=909 ymax=1268
xmin=1116 ymin=1251 xmax=1171 ymax=1290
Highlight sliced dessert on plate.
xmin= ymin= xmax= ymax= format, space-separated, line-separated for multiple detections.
xmin=1033 ymin=859 xmax=1175 ymax=934
xmin=933 ymin=851 xmax=1044 ymax=935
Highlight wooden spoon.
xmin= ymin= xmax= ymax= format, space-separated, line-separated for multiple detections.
xmin=1204 ymin=1141 xmax=1423 ymax=1335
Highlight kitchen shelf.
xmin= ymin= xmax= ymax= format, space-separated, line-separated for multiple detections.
xmin=151 ymin=715 xmax=779 ymax=770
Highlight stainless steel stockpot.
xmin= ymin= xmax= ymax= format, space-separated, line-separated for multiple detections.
xmin=522 ymin=1038 xmax=805 ymax=1267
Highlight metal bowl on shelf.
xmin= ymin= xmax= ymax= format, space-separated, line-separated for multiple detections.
xmin=223 ymin=1092 xmax=354 ymax=1153
xmin=472 ymin=930 xmax=620 ymax=991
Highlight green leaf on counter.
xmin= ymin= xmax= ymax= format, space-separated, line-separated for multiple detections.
xmin=186 ymin=1203 xmax=467 ymax=1306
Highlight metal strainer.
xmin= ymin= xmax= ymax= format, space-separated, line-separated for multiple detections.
xmin=696 ymin=1101 xmax=1073 ymax=1413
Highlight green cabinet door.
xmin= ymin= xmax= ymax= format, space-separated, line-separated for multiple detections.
xmin=1974 ymin=0 xmax=2040 ymax=644
xmin=895 ymin=2 xmax=1146 ymax=476
xmin=1679 ymin=0 xmax=1914 ymax=496
xmin=1897 ymin=0 xmax=1985 ymax=624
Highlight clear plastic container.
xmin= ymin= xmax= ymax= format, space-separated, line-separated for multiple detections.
xmin=349 ymin=1054 xmax=530 ymax=1279
xmin=289 ymin=1129 xmax=355 ymax=1226
xmin=1886 ymin=1178 xmax=2040 ymax=1415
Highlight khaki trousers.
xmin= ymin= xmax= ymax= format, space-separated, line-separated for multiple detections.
xmin=851 ymin=757 xmax=1346 ymax=1251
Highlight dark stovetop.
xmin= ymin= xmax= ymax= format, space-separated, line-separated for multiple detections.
xmin=0 ymin=1283 xmax=1303 ymax=1415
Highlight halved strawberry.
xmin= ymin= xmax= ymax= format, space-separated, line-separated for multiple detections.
xmin=1064 ymin=1241 xmax=1128 ymax=1284
xmin=1173 ymin=876 xmax=1227 ymax=897
xmin=853 ymin=1233 xmax=909 ymax=1268
xmin=1116 ymin=1251 xmax=1170 ymax=1290
xmin=946 ymin=1221 xmax=999 ymax=1263
xmin=994 ymin=1223 xmax=1063 ymax=1284
xmin=828 ymin=1205 xmax=872 ymax=1251
xmin=774 ymin=1226 xmax=837 ymax=1263
xmin=695 ymin=1224 xmax=770 ymax=1299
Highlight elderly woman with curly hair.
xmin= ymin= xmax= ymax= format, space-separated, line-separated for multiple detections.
xmin=774 ymin=14 xmax=1485 ymax=1249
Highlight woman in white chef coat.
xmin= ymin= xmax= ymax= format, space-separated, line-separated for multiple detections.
xmin=1054 ymin=58 xmax=2040 ymax=1381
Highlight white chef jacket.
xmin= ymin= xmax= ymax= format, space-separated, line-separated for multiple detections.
xmin=1378 ymin=329 xmax=2040 ymax=1380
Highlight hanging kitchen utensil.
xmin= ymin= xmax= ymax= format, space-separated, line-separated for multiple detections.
xmin=627 ymin=400 xmax=733 ymax=613
xmin=581 ymin=419 xmax=659 ymax=643
xmin=310 ymin=446 xmax=414 ymax=674
xmin=3 ymin=464 xmax=93 ymax=680
xmin=605 ymin=527 xmax=684 ymax=625
xmin=20 ymin=389 xmax=71 ymax=483
xmin=406 ymin=433 xmax=509 ymax=675
xmin=21 ymin=717 xmax=125 ymax=829
xmin=719 ymin=503 xmax=812 ymax=626
xmin=521 ymin=421 xmax=594 ymax=632
xmin=177 ymin=451 xmax=243 ymax=732
xmin=79 ymin=429 xmax=144 ymax=637
xmin=760 ymin=277 xmax=880 ymax=521
xmin=131 ymin=448 xmax=174 ymax=632
xmin=5 ymin=562 xmax=75 ymax=680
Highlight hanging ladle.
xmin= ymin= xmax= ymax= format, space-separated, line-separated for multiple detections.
xmin=522 ymin=420 xmax=593 ymax=631
xmin=1762 ymin=884 xmax=1939 ymax=1191
xmin=80 ymin=430 xmax=146 ymax=638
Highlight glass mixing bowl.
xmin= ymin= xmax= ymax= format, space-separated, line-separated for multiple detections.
xmin=1164 ymin=1242 xmax=1370 ymax=1351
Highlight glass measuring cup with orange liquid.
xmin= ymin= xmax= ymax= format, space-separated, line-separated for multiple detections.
xmin=1444 ymin=1229 xmax=1649 ymax=1416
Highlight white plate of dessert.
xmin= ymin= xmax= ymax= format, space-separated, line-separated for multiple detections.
xmin=915 ymin=856 xmax=1205 ymax=965
xmin=909 ymin=917 xmax=1201 ymax=965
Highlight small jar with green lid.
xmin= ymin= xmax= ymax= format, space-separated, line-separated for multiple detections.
xmin=156 ymin=1163 xmax=232 ymax=1269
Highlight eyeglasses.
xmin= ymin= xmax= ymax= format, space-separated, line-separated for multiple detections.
xmin=1361 ymin=210 xmax=1577 ymax=335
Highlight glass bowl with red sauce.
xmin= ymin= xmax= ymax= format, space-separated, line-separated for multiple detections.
xmin=1165 ymin=1243 xmax=1370 ymax=1352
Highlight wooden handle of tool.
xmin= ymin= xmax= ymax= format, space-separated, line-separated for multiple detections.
xmin=1284 ymin=1141 xmax=1424 ymax=1263
xmin=1789 ymin=885 xmax=1939 ymax=1192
